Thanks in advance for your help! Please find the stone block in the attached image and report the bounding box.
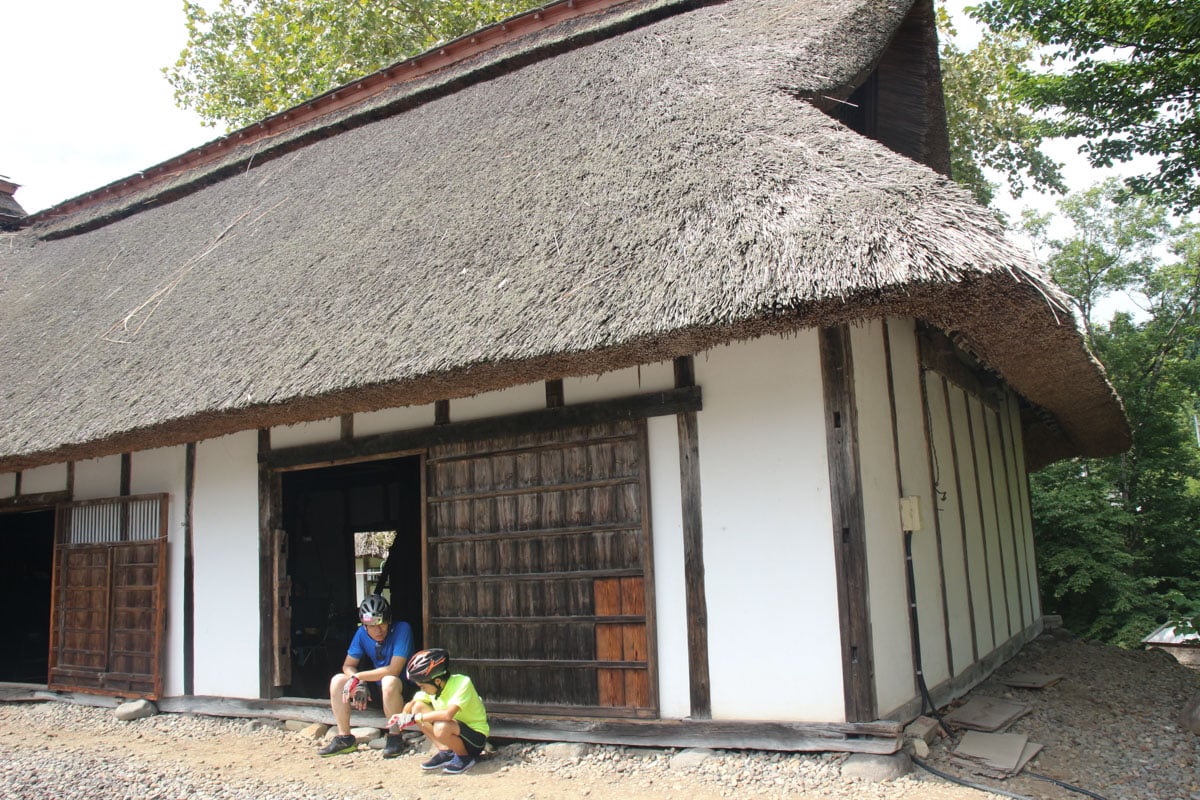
[114,699,158,721]
[904,715,940,744]
[840,752,913,782]
[669,748,716,770]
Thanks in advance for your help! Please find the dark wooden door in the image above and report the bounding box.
[426,419,656,717]
[48,494,169,698]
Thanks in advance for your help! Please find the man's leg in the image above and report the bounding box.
[329,673,354,735]
[318,673,360,756]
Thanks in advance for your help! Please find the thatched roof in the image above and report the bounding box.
[0,0,1128,473]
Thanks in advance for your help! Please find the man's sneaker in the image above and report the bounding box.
[382,733,404,759]
[421,750,455,770]
[318,734,358,757]
[442,754,477,774]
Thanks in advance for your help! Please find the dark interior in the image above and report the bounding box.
[0,508,55,683]
[279,456,423,698]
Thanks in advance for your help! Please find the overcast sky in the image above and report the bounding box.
[0,0,1114,220]
[1,2,214,214]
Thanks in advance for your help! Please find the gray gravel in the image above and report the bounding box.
[2,633,1197,800]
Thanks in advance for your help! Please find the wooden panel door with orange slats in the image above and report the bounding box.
[48,494,169,699]
[426,419,657,717]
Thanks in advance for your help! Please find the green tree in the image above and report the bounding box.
[166,0,530,129]
[973,0,1200,214]
[1026,182,1200,646]
[936,8,1064,207]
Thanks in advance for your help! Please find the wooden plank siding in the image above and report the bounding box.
[425,419,657,717]
[48,493,169,699]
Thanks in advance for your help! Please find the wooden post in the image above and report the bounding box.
[674,355,711,719]
[819,326,877,722]
[184,442,196,695]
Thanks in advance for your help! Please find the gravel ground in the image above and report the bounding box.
[1,632,1197,800]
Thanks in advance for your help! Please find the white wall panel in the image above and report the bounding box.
[647,415,690,718]
[271,418,340,449]
[924,373,976,675]
[968,396,1012,643]
[0,473,14,498]
[1005,393,1041,621]
[130,446,189,696]
[73,455,122,500]
[452,383,544,421]
[947,386,996,653]
[849,321,912,715]
[193,431,261,698]
[985,407,1024,630]
[886,318,950,687]
[354,404,434,437]
[564,362,674,404]
[21,463,68,494]
[695,333,843,722]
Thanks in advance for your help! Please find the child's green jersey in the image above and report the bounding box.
[415,673,489,736]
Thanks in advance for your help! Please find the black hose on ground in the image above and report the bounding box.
[912,756,1036,800]
[903,533,1111,800]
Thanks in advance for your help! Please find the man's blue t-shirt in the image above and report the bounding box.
[347,620,414,672]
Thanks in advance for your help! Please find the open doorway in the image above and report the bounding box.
[0,508,55,683]
[279,456,423,698]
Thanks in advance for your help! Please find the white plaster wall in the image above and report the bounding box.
[0,472,16,498]
[947,386,996,654]
[695,332,844,722]
[886,319,950,687]
[848,321,913,715]
[968,396,1012,643]
[1005,393,1041,622]
[21,463,68,494]
[999,394,1035,629]
[73,455,122,500]
[985,409,1023,631]
[130,446,189,697]
[564,362,675,403]
[453,383,544,421]
[646,415,690,719]
[355,404,435,437]
[923,372,975,676]
[271,418,341,449]
[193,431,261,698]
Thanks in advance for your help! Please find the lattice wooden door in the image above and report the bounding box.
[48,494,169,698]
[426,419,656,717]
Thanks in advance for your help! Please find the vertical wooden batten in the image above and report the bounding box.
[674,355,711,719]
[257,428,273,697]
[880,322,919,699]
[120,454,132,496]
[819,326,876,722]
[184,442,196,695]
[546,379,565,409]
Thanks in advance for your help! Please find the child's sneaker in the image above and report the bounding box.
[442,754,477,774]
[421,750,455,770]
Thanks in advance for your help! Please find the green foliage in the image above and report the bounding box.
[1026,183,1200,646]
[936,8,1064,207]
[974,0,1200,214]
[165,0,530,129]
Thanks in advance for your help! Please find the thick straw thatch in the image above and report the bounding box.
[0,0,1127,473]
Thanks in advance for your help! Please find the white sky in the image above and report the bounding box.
[1,2,215,214]
[0,0,1130,222]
